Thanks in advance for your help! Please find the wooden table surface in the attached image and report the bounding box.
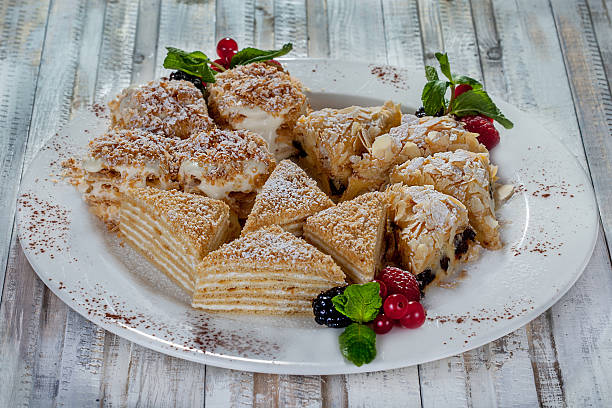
[1,0,611,406]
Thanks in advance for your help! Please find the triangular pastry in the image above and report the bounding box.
[385,184,477,290]
[390,149,500,249]
[193,225,346,314]
[345,115,487,199]
[303,192,388,284]
[120,187,239,293]
[242,159,334,236]
[294,102,401,195]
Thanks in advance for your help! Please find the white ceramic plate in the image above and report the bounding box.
[17,59,598,375]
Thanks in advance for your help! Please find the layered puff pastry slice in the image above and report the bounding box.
[63,128,180,229]
[385,184,478,289]
[390,149,501,249]
[176,128,276,218]
[192,225,346,314]
[303,192,388,284]
[242,159,334,236]
[345,115,487,200]
[294,102,402,197]
[109,79,214,139]
[207,62,310,160]
[120,187,239,293]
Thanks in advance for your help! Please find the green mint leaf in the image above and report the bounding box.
[230,43,293,68]
[453,75,483,90]
[421,80,450,116]
[425,65,439,81]
[435,52,453,82]
[332,282,382,323]
[451,89,514,129]
[163,47,217,83]
[338,323,377,366]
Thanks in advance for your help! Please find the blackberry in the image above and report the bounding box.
[415,106,444,117]
[169,70,205,93]
[312,286,351,328]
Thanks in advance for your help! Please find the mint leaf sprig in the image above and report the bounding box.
[163,43,293,84]
[422,52,513,129]
[331,282,382,366]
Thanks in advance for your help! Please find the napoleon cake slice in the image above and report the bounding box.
[64,128,179,229]
[294,102,402,196]
[120,187,239,293]
[242,159,334,236]
[207,62,310,160]
[303,192,388,284]
[108,78,214,139]
[390,149,501,249]
[346,115,487,199]
[385,184,477,290]
[177,128,276,218]
[193,225,345,314]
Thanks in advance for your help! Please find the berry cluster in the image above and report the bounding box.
[371,266,426,334]
[312,286,352,328]
[214,37,238,71]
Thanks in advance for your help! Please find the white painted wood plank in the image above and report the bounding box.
[346,368,421,408]
[216,0,255,46]
[256,0,275,49]
[381,0,423,71]
[274,0,308,56]
[548,226,612,406]
[205,366,254,408]
[306,0,329,58]
[327,0,388,63]
[156,0,216,78]
[419,356,470,407]
[99,335,132,406]
[132,0,161,85]
[0,0,51,299]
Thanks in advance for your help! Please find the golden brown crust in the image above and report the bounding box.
[390,149,501,249]
[242,159,334,235]
[108,79,214,139]
[303,192,388,283]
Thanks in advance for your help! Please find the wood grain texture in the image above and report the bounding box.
[0,0,51,299]
[306,0,329,57]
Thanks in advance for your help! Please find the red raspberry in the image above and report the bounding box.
[461,115,500,150]
[378,266,420,302]
[454,84,472,98]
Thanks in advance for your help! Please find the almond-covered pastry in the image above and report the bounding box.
[176,128,276,218]
[193,225,346,314]
[243,159,334,236]
[345,115,487,200]
[109,79,214,139]
[385,184,477,288]
[207,63,310,160]
[64,128,180,228]
[294,102,401,196]
[120,187,239,293]
[390,149,501,249]
[304,192,388,284]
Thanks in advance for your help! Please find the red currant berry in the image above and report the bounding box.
[399,301,426,329]
[372,314,393,334]
[212,58,229,72]
[268,59,281,66]
[454,84,472,98]
[373,279,387,298]
[383,293,410,320]
[461,115,500,150]
[216,37,238,60]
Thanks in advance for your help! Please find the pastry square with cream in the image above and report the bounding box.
[64,128,179,228]
[303,192,388,284]
[294,101,401,196]
[109,79,215,139]
[207,62,310,160]
[390,149,501,249]
[120,187,239,293]
[176,128,276,218]
[346,115,487,199]
[385,184,477,288]
[192,225,346,314]
[242,159,334,236]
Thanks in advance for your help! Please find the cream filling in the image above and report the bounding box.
[191,302,310,312]
[83,157,164,181]
[226,105,288,154]
[179,159,268,200]
[195,269,333,289]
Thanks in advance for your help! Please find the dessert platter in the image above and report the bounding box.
[16,40,598,374]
